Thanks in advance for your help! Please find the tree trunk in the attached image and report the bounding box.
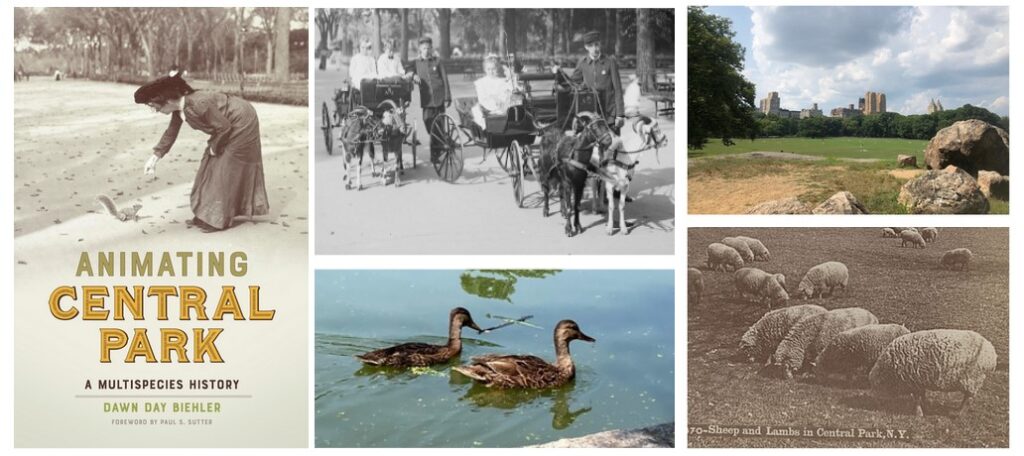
[636,8,655,93]
[563,10,573,54]
[274,7,290,81]
[234,8,244,74]
[400,9,409,62]
[498,10,506,56]
[604,10,614,54]
[438,9,451,59]
[373,9,382,56]
[547,9,556,57]
[614,10,623,56]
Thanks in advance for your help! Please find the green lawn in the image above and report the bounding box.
[690,137,929,161]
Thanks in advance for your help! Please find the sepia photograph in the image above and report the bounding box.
[314,8,675,254]
[315,270,674,447]
[687,228,1007,447]
[688,6,1009,214]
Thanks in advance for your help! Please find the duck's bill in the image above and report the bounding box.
[468,321,484,333]
[579,332,596,343]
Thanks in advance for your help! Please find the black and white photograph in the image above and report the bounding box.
[687,228,1008,448]
[314,8,675,254]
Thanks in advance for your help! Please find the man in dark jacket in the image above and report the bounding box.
[571,30,624,133]
[407,37,451,163]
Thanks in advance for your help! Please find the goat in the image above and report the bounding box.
[340,107,377,190]
[595,116,666,235]
[538,112,616,237]
[377,99,412,187]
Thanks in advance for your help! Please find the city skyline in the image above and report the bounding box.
[707,6,1009,116]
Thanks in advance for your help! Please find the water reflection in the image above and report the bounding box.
[458,380,592,430]
[459,270,561,302]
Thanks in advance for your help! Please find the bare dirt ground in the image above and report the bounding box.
[687,228,1008,448]
[13,79,307,260]
[314,69,675,255]
[687,174,808,214]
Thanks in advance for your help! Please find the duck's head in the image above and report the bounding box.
[555,320,596,344]
[450,307,483,333]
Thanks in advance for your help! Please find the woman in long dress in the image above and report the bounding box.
[472,54,513,129]
[135,72,269,232]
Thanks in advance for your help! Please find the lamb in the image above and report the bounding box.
[688,268,704,305]
[900,230,927,249]
[796,261,849,299]
[881,228,897,238]
[739,304,826,364]
[869,329,996,416]
[735,236,770,261]
[722,237,756,262]
[706,243,744,272]
[940,248,974,271]
[920,227,938,243]
[813,324,910,382]
[770,307,878,379]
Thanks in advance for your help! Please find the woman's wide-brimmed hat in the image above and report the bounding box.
[134,71,193,104]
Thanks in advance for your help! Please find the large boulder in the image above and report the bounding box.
[978,170,1010,200]
[897,155,917,168]
[898,165,990,214]
[813,191,869,214]
[924,119,1009,176]
[745,197,812,215]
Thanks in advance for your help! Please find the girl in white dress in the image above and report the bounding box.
[472,55,513,129]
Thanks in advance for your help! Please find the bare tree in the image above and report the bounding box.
[274,7,290,80]
[315,9,340,70]
[400,9,409,61]
[636,8,655,93]
[437,8,451,59]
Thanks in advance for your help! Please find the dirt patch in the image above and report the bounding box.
[888,168,925,180]
[689,173,809,214]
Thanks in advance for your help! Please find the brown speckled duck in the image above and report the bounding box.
[454,320,595,388]
[356,307,483,367]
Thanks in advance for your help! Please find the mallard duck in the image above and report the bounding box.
[355,307,482,367]
[454,320,595,388]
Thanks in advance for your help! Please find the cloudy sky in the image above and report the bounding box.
[707,6,1009,116]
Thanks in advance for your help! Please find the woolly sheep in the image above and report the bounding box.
[940,248,974,271]
[688,268,704,304]
[900,230,926,249]
[722,237,755,262]
[739,304,826,364]
[796,261,849,299]
[869,329,996,416]
[771,307,878,379]
[881,228,897,238]
[733,268,789,308]
[735,236,770,261]
[706,243,744,272]
[920,227,938,243]
[813,324,910,382]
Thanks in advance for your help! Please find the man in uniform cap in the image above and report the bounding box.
[406,36,451,164]
[571,30,624,132]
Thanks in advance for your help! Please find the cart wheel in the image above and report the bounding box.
[496,146,513,173]
[522,143,539,177]
[321,102,334,155]
[430,115,464,183]
[510,141,525,207]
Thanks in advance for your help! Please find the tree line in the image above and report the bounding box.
[14,7,306,81]
[316,9,674,92]
[757,106,1009,140]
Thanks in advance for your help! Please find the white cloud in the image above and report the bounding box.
[746,6,1009,115]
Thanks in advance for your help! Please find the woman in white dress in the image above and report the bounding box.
[472,54,513,129]
[348,38,378,89]
[376,39,405,79]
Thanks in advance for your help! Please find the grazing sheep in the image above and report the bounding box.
[739,304,827,364]
[900,230,927,249]
[869,329,996,416]
[814,324,910,382]
[796,261,849,299]
[688,268,705,305]
[722,237,755,262]
[881,228,897,238]
[735,236,770,261]
[941,248,974,271]
[706,243,744,272]
[921,227,938,243]
[733,268,789,309]
[771,307,878,379]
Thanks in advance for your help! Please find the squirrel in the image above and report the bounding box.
[96,195,142,222]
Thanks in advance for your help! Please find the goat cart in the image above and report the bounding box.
[433,71,601,207]
[321,78,426,186]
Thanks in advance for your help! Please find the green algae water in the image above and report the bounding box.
[314,270,674,447]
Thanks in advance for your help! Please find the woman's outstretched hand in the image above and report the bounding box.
[143,154,160,175]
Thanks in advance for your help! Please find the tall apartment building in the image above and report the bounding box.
[863,91,887,115]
